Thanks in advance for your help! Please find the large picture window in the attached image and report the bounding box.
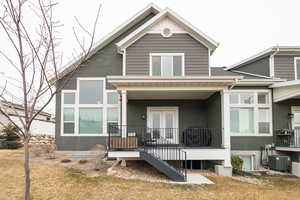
[61,78,120,136]
[150,53,184,76]
[230,91,272,135]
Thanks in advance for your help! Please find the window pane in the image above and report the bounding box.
[107,92,119,104]
[79,80,103,104]
[152,56,161,76]
[230,93,239,104]
[63,108,74,121]
[162,56,173,76]
[258,93,269,104]
[79,108,102,134]
[64,93,75,104]
[152,112,160,128]
[64,122,74,134]
[240,93,254,104]
[240,156,252,171]
[173,56,182,76]
[107,108,119,122]
[259,108,270,133]
[295,112,300,127]
[230,108,254,134]
[165,112,174,139]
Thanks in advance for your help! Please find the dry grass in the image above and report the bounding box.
[1,150,300,200]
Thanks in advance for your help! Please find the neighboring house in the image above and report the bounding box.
[54,3,300,181]
[0,101,55,135]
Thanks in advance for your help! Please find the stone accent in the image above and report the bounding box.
[29,135,55,146]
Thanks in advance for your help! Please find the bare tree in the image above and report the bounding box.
[0,0,101,199]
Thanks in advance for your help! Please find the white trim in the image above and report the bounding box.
[149,53,185,76]
[116,8,219,53]
[221,89,232,167]
[121,90,127,137]
[231,70,271,79]
[294,57,300,80]
[229,89,273,137]
[208,48,211,77]
[122,49,126,76]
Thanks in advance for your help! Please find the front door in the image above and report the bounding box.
[147,107,179,144]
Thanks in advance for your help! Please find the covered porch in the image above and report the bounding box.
[106,76,240,167]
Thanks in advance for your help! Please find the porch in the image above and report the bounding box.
[106,76,238,166]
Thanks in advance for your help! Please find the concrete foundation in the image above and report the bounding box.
[215,165,232,176]
[292,162,300,177]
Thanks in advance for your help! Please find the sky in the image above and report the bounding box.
[1,0,300,114]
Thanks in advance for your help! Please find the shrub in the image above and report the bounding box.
[231,156,244,175]
[0,124,22,149]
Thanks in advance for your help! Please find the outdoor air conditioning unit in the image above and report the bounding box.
[268,155,290,172]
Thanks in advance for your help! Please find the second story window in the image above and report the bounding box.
[150,53,184,76]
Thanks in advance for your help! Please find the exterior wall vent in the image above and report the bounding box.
[162,27,172,38]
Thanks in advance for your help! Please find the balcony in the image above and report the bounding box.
[275,128,300,148]
[108,125,222,150]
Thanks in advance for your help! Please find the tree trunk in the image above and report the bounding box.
[24,138,30,200]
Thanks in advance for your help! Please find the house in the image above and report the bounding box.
[0,101,55,135]
[54,3,300,181]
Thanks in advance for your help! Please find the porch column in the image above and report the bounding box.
[221,89,232,168]
[121,90,127,138]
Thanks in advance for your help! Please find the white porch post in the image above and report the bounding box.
[221,89,232,168]
[121,90,127,138]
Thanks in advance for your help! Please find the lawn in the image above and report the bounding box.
[1,150,300,200]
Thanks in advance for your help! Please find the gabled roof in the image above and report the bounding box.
[51,3,161,82]
[226,46,300,70]
[116,8,219,54]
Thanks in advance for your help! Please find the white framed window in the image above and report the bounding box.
[294,57,300,80]
[229,90,272,136]
[149,53,184,76]
[61,78,120,136]
[239,155,254,171]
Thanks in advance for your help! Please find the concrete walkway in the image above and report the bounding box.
[171,173,214,185]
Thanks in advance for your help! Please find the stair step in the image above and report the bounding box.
[140,151,185,182]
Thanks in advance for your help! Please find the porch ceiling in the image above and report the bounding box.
[107,76,242,90]
[127,90,215,100]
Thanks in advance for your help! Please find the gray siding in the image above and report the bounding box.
[55,13,156,150]
[233,56,270,77]
[231,137,273,150]
[274,55,296,80]
[126,33,209,76]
